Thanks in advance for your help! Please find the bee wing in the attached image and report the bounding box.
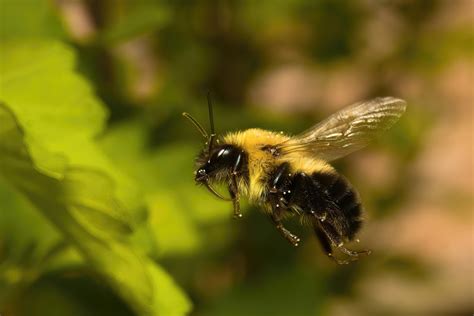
[279,97,407,161]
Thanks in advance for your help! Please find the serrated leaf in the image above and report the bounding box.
[64,168,134,240]
[0,103,191,315]
[0,40,140,211]
[0,38,192,315]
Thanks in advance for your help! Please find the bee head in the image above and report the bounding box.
[183,92,235,200]
[195,144,241,183]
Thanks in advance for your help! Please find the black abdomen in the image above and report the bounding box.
[310,172,362,240]
[267,163,363,241]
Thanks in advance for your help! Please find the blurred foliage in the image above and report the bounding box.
[0,42,189,316]
[0,0,472,315]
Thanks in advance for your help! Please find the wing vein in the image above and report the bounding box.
[278,97,406,161]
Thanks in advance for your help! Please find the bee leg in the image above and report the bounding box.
[316,220,363,264]
[270,208,300,247]
[314,225,346,264]
[229,173,242,219]
[337,245,371,257]
[266,163,300,245]
[314,224,352,265]
[321,219,371,257]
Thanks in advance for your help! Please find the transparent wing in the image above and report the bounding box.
[278,97,407,161]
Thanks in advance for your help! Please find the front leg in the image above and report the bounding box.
[228,173,242,219]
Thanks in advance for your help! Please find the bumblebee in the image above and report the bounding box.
[183,95,406,264]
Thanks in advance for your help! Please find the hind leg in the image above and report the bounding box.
[314,226,349,264]
[338,244,371,257]
[314,222,354,264]
[316,220,370,263]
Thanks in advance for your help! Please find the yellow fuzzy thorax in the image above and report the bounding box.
[224,128,334,203]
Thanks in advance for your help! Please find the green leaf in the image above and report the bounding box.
[0,41,104,174]
[0,39,191,315]
[0,40,140,211]
[0,101,191,316]
[0,176,82,308]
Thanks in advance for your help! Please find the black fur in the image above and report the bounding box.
[266,163,364,258]
[312,172,363,240]
[195,148,367,263]
[267,163,362,239]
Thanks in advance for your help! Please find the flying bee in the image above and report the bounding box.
[183,94,406,264]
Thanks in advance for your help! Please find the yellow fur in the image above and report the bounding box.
[224,128,335,204]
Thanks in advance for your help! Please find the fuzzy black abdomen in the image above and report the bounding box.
[267,163,363,241]
[310,172,363,240]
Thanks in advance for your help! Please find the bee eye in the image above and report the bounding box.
[198,169,206,175]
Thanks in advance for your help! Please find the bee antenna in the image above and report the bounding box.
[182,112,209,139]
[207,91,217,152]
